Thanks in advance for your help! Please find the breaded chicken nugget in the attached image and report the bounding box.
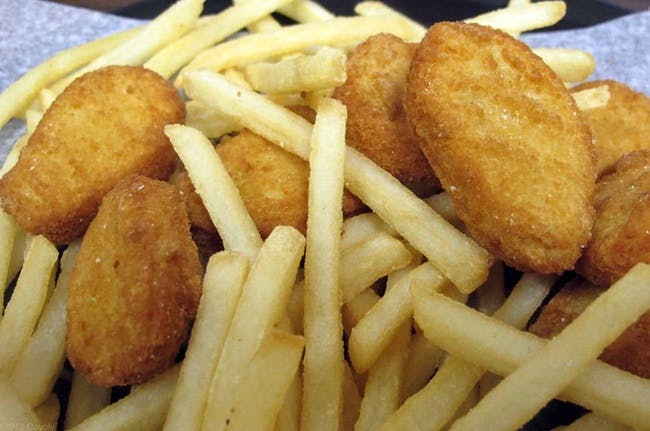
[576,150,650,286]
[178,129,364,238]
[530,277,650,378]
[405,22,595,274]
[333,33,439,195]
[0,66,185,244]
[67,175,202,387]
[570,80,650,177]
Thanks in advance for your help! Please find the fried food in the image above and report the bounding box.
[333,33,439,195]
[570,79,650,177]
[576,149,650,286]
[66,175,202,387]
[405,22,595,274]
[0,65,185,244]
[530,277,650,378]
[178,129,364,238]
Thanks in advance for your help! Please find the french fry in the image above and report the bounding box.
[0,235,58,374]
[278,0,334,23]
[342,288,380,336]
[165,124,263,263]
[424,191,462,228]
[25,109,42,135]
[9,241,80,407]
[274,365,302,431]
[447,264,650,431]
[465,1,567,35]
[225,330,304,431]
[411,272,650,430]
[341,361,362,431]
[65,371,112,429]
[353,1,426,41]
[0,212,18,306]
[533,47,596,83]
[35,392,60,429]
[144,0,292,79]
[348,262,448,373]
[243,47,347,94]
[301,98,347,431]
[572,84,611,111]
[340,212,398,251]
[163,251,248,431]
[340,233,413,304]
[69,365,180,431]
[558,413,631,431]
[202,226,305,431]
[401,331,445,399]
[0,374,41,428]
[182,70,493,293]
[185,100,242,139]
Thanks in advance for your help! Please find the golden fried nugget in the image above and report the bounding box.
[0,66,185,244]
[570,80,650,176]
[530,277,650,378]
[179,129,364,238]
[67,175,202,387]
[333,33,439,195]
[576,150,650,286]
[405,22,595,274]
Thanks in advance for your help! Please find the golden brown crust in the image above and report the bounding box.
[333,33,439,195]
[576,150,650,286]
[66,175,202,387]
[530,277,650,378]
[0,66,185,244]
[405,22,595,274]
[570,79,650,177]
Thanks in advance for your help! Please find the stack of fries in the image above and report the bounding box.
[0,1,648,431]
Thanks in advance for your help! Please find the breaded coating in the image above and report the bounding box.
[405,22,595,274]
[570,80,650,176]
[530,277,650,378]
[0,66,185,244]
[67,175,202,387]
[333,33,439,195]
[576,150,650,286]
[179,129,364,238]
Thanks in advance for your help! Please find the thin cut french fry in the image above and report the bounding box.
[34,392,60,429]
[0,374,41,428]
[342,288,380,337]
[401,331,445,399]
[65,371,112,429]
[447,264,650,431]
[301,98,347,431]
[165,124,263,263]
[558,413,631,431]
[573,85,611,111]
[464,1,566,35]
[185,100,242,139]
[274,363,303,431]
[354,1,426,41]
[341,361,362,431]
[183,70,492,293]
[340,212,398,251]
[533,48,596,83]
[278,0,334,23]
[163,251,248,431]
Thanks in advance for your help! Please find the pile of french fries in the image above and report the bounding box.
[0,0,648,430]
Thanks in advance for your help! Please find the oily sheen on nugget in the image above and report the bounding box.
[0,65,184,244]
[67,175,202,387]
[405,22,595,274]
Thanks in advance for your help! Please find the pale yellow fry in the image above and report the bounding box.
[274,365,302,431]
[353,1,426,41]
[348,262,448,373]
[34,392,60,429]
[178,15,425,85]
[411,281,650,430]
[0,26,141,129]
[465,1,566,35]
[165,124,263,263]
[573,85,611,111]
[0,211,18,307]
[10,242,80,407]
[243,47,347,94]
[5,225,28,302]
[65,371,112,429]
[402,331,445,399]
[183,70,493,293]
[508,0,531,6]
[301,98,347,431]
[559,413,631,431]
[25,109,42,135]
[475,260,505,316]
[202,226,305,431]
[342,288,380,336]
[163,251,248,431]
[0,135,29,178]
[533,47,596,83]
[341,362,362,431]
[38,88,57,112]
[340,212,398,251]
[226,330,304,431]
[285,279,305,335]
[381,273,554,431]
[144,0,292,78]
[0,235,58,374]
[51,0,202,94]
[448,264,650,431]
[278,0,334,23]
[0,374,41,427]
[69,365,179,431]
[340,233,413,304]
[185,100,242,139]
[424,191,462,229]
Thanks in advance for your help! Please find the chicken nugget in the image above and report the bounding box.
[576,149,650,286]
[66,175,202,387]
[530,277,650,378]
[405,22,595,274]
[570,79,650,177]
[0,65,185,244]
[333,33,439,195]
